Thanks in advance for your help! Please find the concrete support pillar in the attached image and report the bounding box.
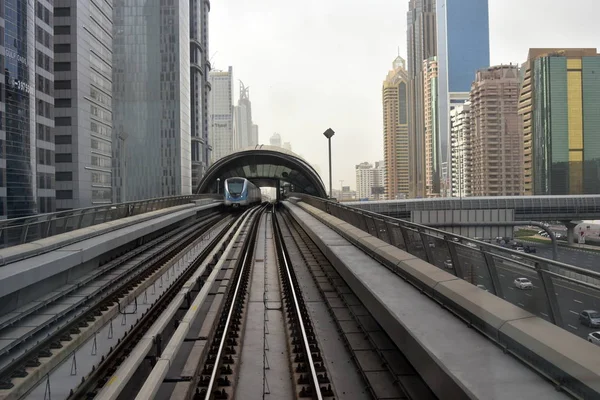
[276,180,281,201]
[563,221,578,244]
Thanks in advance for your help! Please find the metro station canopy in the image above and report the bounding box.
[196,145,327,197]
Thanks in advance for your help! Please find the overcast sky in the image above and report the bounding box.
[210,0,599,192]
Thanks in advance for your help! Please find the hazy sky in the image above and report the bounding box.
[210,0,599,192]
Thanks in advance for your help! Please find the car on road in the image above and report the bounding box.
[588,331,600,346]
[443,259,453,269]
[524,245,536,254]
[516,247,525,252]
[579,310,600,328]
[514,277,533,290]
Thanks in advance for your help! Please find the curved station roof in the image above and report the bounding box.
[196,145,327,197]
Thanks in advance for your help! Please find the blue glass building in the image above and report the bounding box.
[437,0,490,181]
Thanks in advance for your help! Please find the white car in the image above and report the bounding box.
[443,260,453,269]
[514,277,533,290]
[516,247,525,253]
[588,332,600,346]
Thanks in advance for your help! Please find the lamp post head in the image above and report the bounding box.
[323,128,335,139]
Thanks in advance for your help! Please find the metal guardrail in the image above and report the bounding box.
[0,194,220,249]
[289,193,600,335]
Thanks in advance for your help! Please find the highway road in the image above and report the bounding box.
[522,241,600,273]
[427,242,600,341]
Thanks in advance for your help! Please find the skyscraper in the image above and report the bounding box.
[190,0,211,188]
[450,102,472,197]
[407,0,437,198]
[519,48,600,195]
[423,56,441,197]
[270,133,282,147]
[251,124,259,146]
[437,0,490,183]
[53,1,113,211]
[208,67,234,163]
[234,81,257,149]
[382,56,410,200]
[113,0,191,202]
[470,65,522,196]
[1,0,55,219]
[356,161,385,200]
[35,2,56,215]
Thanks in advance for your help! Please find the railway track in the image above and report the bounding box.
[277,208,437,400]
[0,210,229,399]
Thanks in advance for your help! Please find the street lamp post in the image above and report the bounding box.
[323,128,335,199]
[216,178,221,194]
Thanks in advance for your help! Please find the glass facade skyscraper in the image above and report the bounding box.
[520,49,600,195]
[113,0,192,202]
[1,0,55,219]
[437,0,490,186]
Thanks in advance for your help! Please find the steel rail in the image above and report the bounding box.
[273,208,323,400]
[202,206,265,399]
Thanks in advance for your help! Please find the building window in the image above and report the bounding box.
[56,171,73,181]
[54,7,70,17]
[55,80,71,90]
[55,117,72,126]
[55,98,72,108]
[55,135,72,144]
[54,25,70,35]
[55,153,72,163]
[54,43,71,53]
[54,62,71,71]
[56,190,73,200]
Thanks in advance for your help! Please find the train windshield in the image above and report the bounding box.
[227,179,245,195]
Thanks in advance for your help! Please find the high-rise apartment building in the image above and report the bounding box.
[251,124,258,146]
[519,48,600,195]
[35,1,56,215]
[382,56,410,200]
[208,67,234,163]
[190,0,211,189]
[1,1,55,219]
[53,0,113,211]
[113,0,192,202]
[270,133,282,147]
[470,65,522,196]
[407,0,437,198]
[437,0,490,169]
[356,161,385,200]
[234,82,257,149]
[423,57,441,197]
[450,102,472,197]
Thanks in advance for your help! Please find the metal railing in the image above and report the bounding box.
[0,194,221,249]
[289,194,600,337]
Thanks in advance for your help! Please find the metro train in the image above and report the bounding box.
[224,177,262,207]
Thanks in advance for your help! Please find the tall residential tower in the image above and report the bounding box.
[190,0,211,188]
[382,56,410,200]
[407,0,437,198]
[208,67,234,163]
[53,0,113,210]
[470,65,522,196]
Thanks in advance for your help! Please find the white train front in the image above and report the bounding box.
[224,177,262,207]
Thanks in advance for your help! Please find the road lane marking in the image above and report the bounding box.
[500,274,505,277]
[518,302,525,307]
[508,287,514,290]
[525,293,532,297]
[568,324,579,330]
[574,299,583,304]
[478,275,484,279]
[541,312,549,317]
[570,310,579,315]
